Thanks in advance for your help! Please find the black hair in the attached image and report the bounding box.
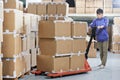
[96,8,103,14]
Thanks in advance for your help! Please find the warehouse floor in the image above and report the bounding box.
[19,52,120,80]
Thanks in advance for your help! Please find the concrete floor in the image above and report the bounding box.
[19,52,120,80]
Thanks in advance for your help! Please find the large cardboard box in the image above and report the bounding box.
[73,39,86,53]
[3,57,22,78]
[31,48,37,67]
[0,0,3,20]
[112,43,120,52]
[88,49,97,58]
[113,8,120,13]
[0,20,3,42]
[112,35,120,43]
[86,0,95,8]
[86,8,95,14]
[39,20,71,38]
[70,54,85,71]
[39,38,72,56]
[72,22,87,38]
[2,34,22,58]
[95,0,103,8]
[3,0,19,9]
[37,3,47,16]
[76,8,85,14]
[37,55,70,73]
[56,3,69,16]
[69,7,76,14]
[4,9,23,33]
[104,8,113,14]
[47,3,57,16]
[104,0,112,8]
[0,61,2,80]
[27,3,37,14]
[75,0,85,8]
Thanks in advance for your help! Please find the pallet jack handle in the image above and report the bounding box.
[85,27,97,59]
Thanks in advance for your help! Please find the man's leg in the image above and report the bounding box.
[102,41,108,66]
[98,42,103,62]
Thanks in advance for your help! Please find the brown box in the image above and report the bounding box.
[113,8,120,13]
[76,8,85,14]
[19,1,23,11]
[37,55,70,73]
[31,48,37,67]
[0,61,2,80]
[56,3,69,16]
[39,38,72,56]
[75,0,85,8]
[3,57,22,78]
[104,0,112,8]
[47,3,57,16]
[104,8,113,14]
[70,54,85,71]
[88,49,97,58]
[72,22,87,38]
[3,0,19,9]
[0,0,3,20]
[42,0,52,2]
[39,20,71,38]
[112,35,120,43]
[73,39,86,53]
[86,8,95,14]
[86,0,95,8]
[112,43,120,52]
[27,3,37,14]
[95,0,103,8]
[69,7,76,14]
[0,20,3,42]
[2,34,22,58]
[37,3,47,16]
[4,9,23,33]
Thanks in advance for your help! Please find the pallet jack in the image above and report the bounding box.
[31,27,97,78]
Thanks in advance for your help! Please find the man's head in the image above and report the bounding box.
[96,8,103,19]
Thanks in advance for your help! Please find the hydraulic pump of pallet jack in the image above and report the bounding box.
[85,27,97,59]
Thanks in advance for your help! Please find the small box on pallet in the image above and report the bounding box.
[39,38,72,56]
[37,55,70,73]
[69,7,76,14]
[4,9,23,33]
[70,54,85,71]
[27,3,37,14]
[39,20,71,38]
[47,3,57,16]
[2,34,22,58]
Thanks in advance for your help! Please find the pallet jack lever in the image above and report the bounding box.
[85,27,97,59]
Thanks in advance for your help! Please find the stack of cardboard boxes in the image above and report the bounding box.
[27,2,68,20]
[112,0,120,13]
[37,20,88,72]
[0,0,3,80]
[1,0,32,79]
[112,17,120,53]
[104,0,112,13]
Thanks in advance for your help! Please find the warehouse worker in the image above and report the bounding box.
[89,8,109,69]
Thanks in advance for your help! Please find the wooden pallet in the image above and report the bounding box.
[3,71,30,80]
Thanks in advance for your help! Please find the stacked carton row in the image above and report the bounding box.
[1,0,39,79]
[0,0,3,80]
[37,20,88,73]
[112,17,120,53]
[27,2,68,20]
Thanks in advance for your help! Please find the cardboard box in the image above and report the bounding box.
[27,3,37,14]
[0,61,2,80]
[69,7,76,14]
[113,17,120,25]
[0,20,3,42]
[39,20,71,38]
[19,1,23,11]
[112,43,120,52]
[3,57,22,78]
[2,34,22,58]
[112,35,120,43]
[95,0,103,8]
[76,8,85,14]
[104,0,112,8]
[113,8,120,13]
[3,0,19,9]
[47,3,57,16]
[72,22,87,38]
[42,0,52,2]
[88,49,97,58]
[73,39,86,53]
[37,3,47,16]
[37,55,70,73]
[104,8,113,13]
[53,0,65,2]
[21,37,27,51]
[4,9,23,33]
[0,0,3,20]
[86,8,95,14]
[75,0,85,8]
[86,0,95,8]
[56,3,69,16]
[39,38,72,56]
[70,54,85,71]
[31,48,37,67]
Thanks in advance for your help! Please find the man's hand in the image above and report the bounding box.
[98,26,104,29]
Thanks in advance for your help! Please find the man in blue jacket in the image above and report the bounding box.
[89,8,109,69]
